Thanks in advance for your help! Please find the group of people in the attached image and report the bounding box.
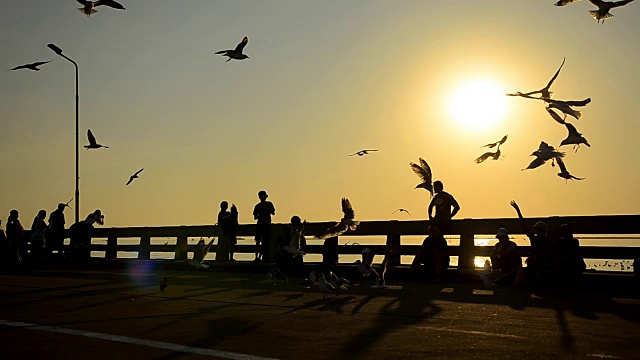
[0,204,105,264]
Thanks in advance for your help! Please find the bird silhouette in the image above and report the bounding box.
[546,107,567,124]
[559,122,591,151]
[9,61,51,71]
[556,157,585,182]
[76,0,126,17]
[555,0,582,5]
[216,36,250,62]
[316,198,359,239]
[482,134,508,149]
[587,0,635,23]
[474,149,502,164]
[507,58,565,100]
[391,208,411,216]
[85,129,109,149]
[300,271,317,288]
[318,273,337,299]
[160,277,168,292]
[515,92,590,120]
[410,158,433,196]
[126,168,144,186]
[329,271,353,295]
[349,149,378,157]
[523,142,565,170]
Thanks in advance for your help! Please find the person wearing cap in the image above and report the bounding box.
[483,227,522,286]
[510,200,553,284]
[428,181,460,235]
[411,225,450,282]
[47,203,67,256]
[253,190,275,262]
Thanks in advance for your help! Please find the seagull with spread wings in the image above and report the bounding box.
[316,198,359,239]
[216,36,250,62]
[560,122,591,151]
[350,149,378,157]
[126,168,144,186]
[523,142,565,170]
[410,158,434,196]
[391,208,411,216]
[9,61,51,72]
[476,135,507,164]
[76,0,126,17]
[507,58,565,100]
[84,129,109,149]
[556,157,585,182]
[515,92,590,120]
[587,0,635,23]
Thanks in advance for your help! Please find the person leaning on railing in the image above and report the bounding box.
[68,210,104,260]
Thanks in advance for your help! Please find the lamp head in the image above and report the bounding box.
[47,43,63,55]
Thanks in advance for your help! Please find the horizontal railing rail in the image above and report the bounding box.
[41,214,640,269]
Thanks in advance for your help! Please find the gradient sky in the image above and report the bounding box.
[2,1,640,227]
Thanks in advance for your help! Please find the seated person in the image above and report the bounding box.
[554,224,586,280]
[510,201,553,284]
[411,225,449,281]
[483,227,522,287]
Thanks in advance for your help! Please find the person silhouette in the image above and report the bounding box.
[47,204,67,256]
[253,190,275,262]
[69,210,104,260]
[428,181,460,234]
[6,210,24,265]
[29,210,47,258]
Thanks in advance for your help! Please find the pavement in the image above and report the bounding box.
[0,263,638,360]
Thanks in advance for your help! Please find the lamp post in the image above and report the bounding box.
[48,43,80,224]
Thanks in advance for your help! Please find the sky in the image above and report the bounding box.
[1,0,640,227]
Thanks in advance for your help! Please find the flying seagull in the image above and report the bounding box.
[350,149,378,157]
[9,61,51,72]
[391,208,411,216]
[215,36,249,62]
[85,129,109,149]
[515,92,591,120]
[523,142,565,170]
[316,198,359,239]
[482,134,508,149]
[559,122,591,151]
[76,0,126,17]
[410,158,433,196]
[546,107,567,124]
[126,168,144,186]
[587,0,635,23]
[556,157,585,182]
[474,149,502,164]
[507,58,565,100]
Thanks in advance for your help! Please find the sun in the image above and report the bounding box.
[449,80,506,131]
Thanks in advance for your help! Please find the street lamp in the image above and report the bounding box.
[48,43,80,224]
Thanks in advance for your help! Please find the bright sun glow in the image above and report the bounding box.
[449,80,506,131]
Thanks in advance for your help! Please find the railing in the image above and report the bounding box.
[73,215,640,269]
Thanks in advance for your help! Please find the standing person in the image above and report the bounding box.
[29,210,47,258]
[69,210,104,260]
[228,204,239,261]
[216,201,230,261]
[6,210,24,265]
[47,203,67,256]
[510,200,553,285]
[6,210,24,264]
[428,181,460,234]
[253,190,275,262]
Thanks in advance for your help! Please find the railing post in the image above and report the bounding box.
[386,233,401,267]
[106,236,117,259]
[458,230,475,270]
[138,235,150,260]
[175,235,188,260]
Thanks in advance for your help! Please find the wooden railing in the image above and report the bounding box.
[76,214,640,269]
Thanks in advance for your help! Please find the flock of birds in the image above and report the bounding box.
[6,1,637,222]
